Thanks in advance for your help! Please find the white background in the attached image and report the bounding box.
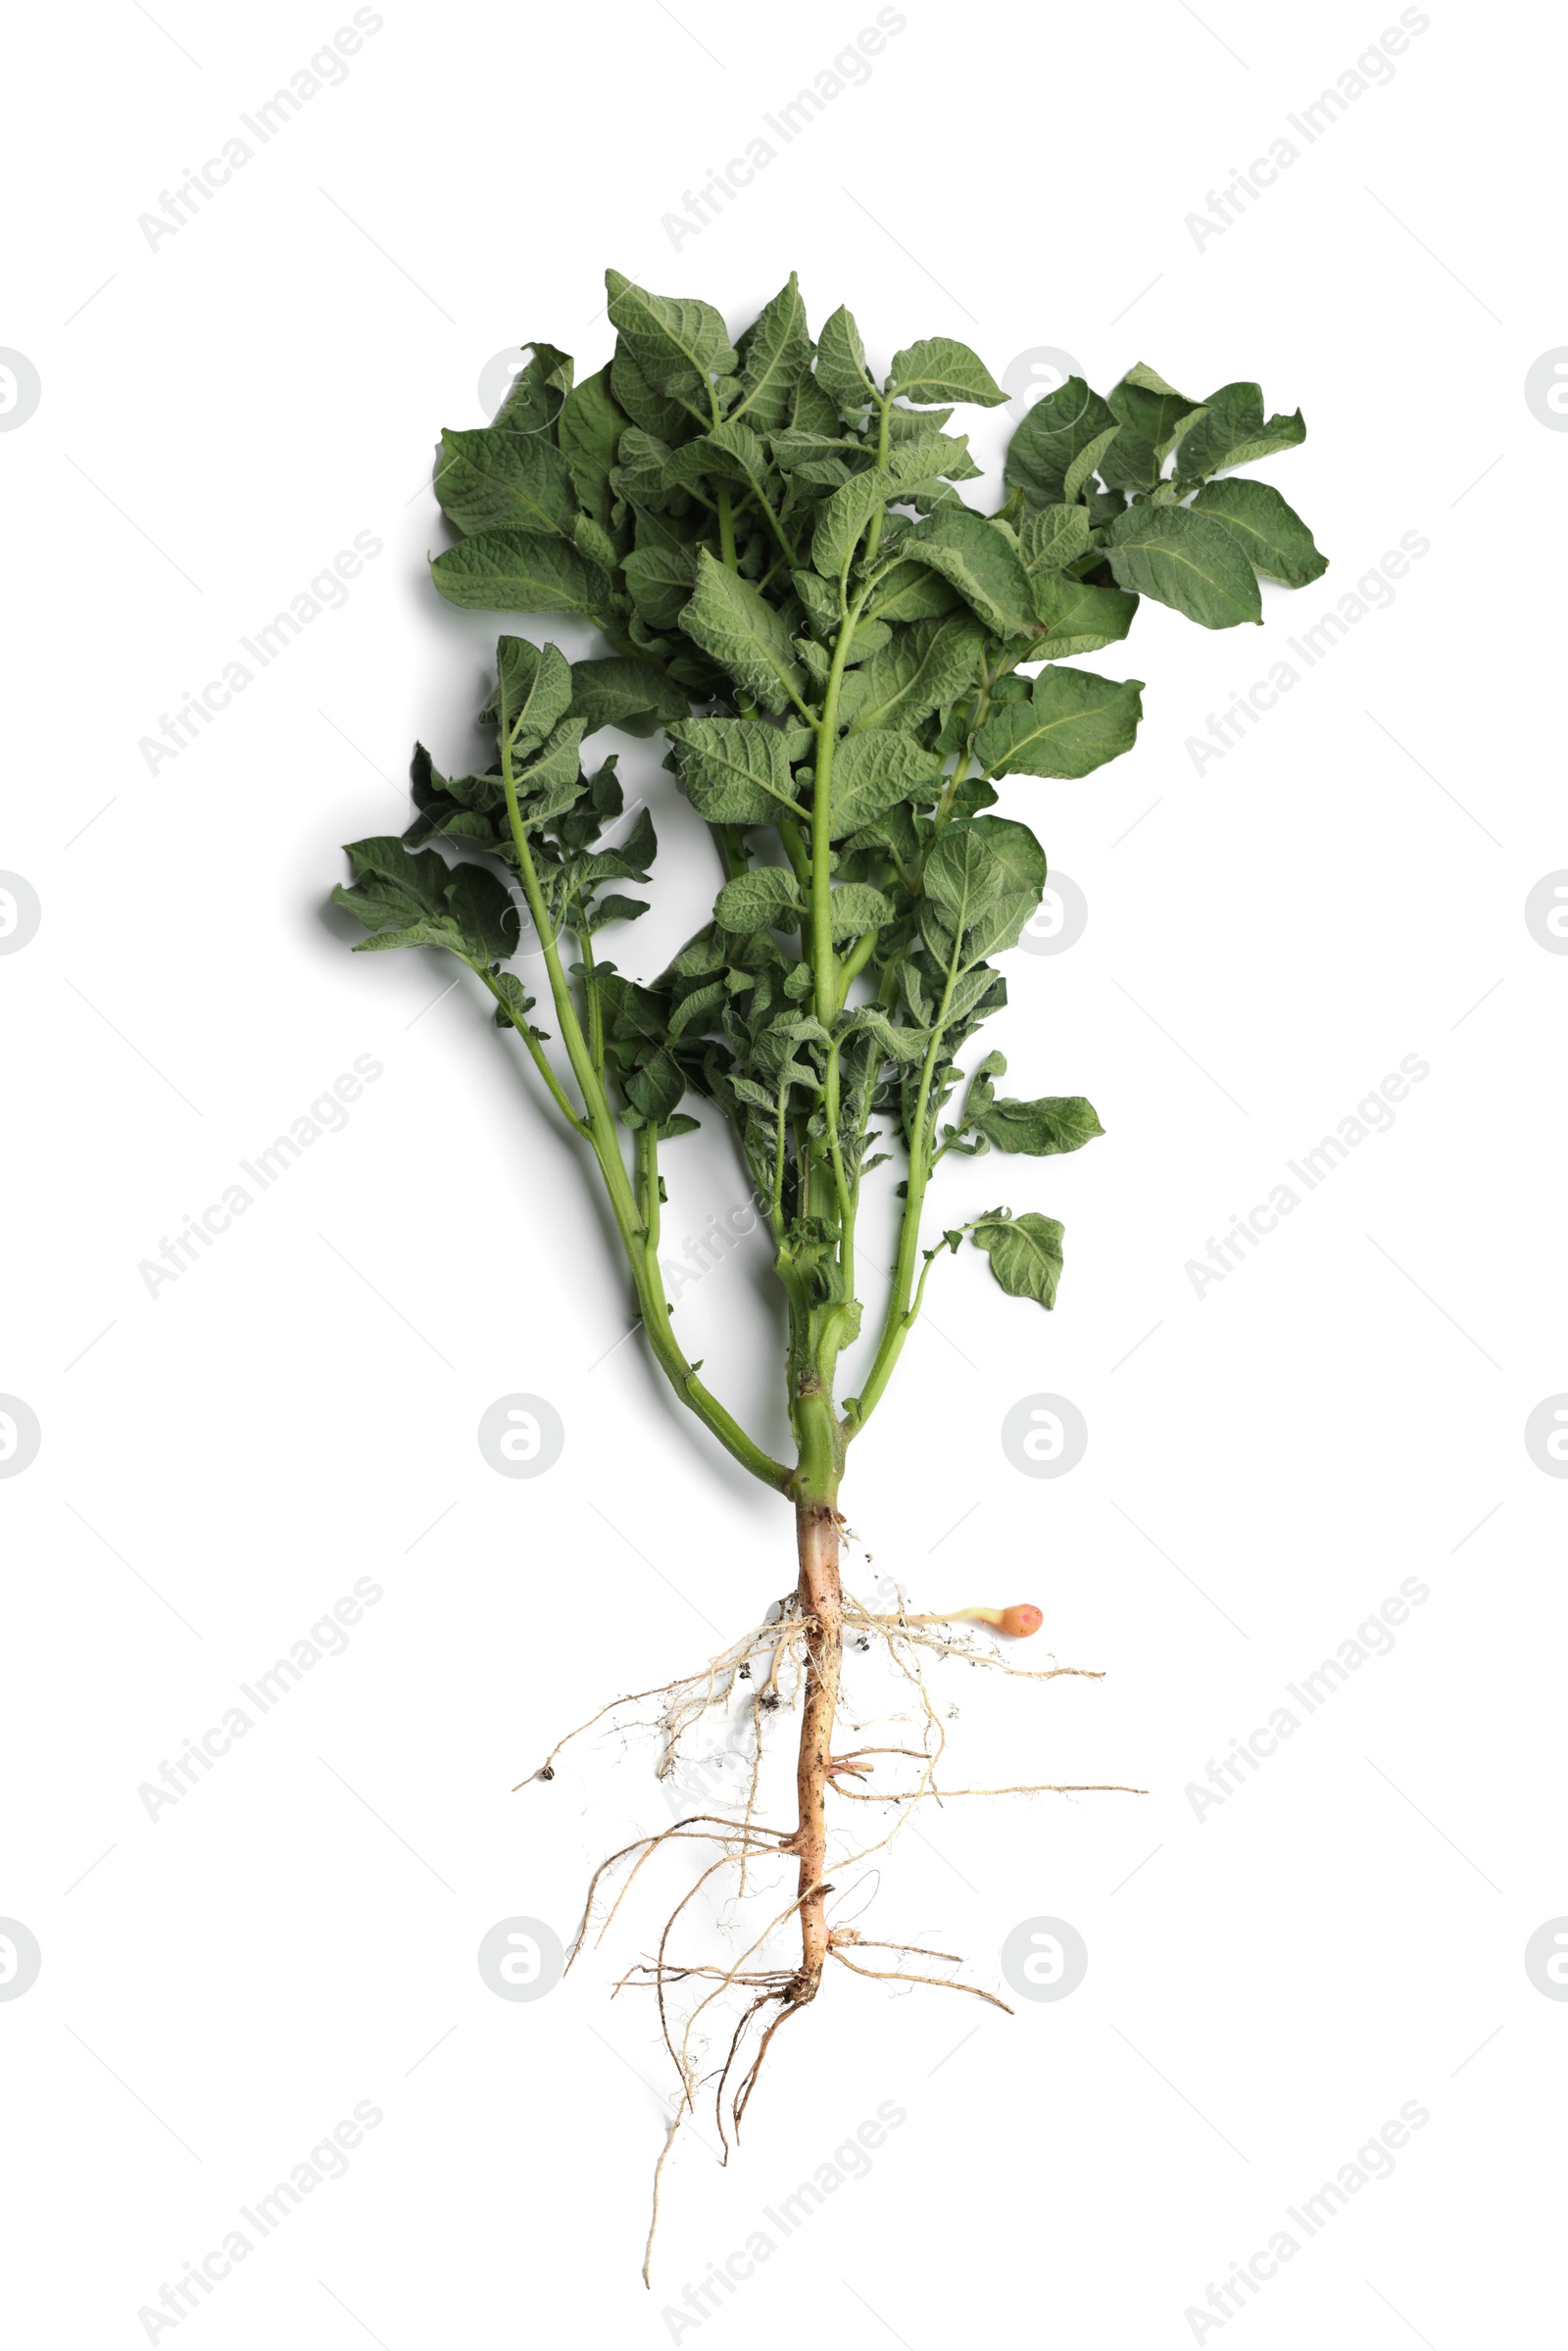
[4,1,1564,2343]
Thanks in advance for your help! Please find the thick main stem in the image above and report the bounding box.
[789,1491,842,2004]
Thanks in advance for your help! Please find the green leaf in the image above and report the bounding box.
[678,550,809,715]
[812,467,899,579]
[489,970,538,1030]
[886,336,1005,408]
[582,804,658,884]
[923,816,1046,968]
[828,882,895,940]
[843,616,893,664]
[584,892,647,931]
[976,1096,1104,1155]
[568,657,689,737]
[1102,506,1262,629]
[434,426,576,540]
[335,834,448,925]
[443,860,519,962]
[839,1008,928,1062]
[667,718,807,823]
[1004,377,1116,506]
[847,614,987,734]
[815,306,877,416]
[1026,574,1140,661]
[1017,504,1094,577]
[971,1210,1065,1308]
[514,714,588,811]
[1177,382,1306,480]
[862,560,962,623]
[787,367,840,439]
[1189,479,1327,588]
[975,667,1143,778]
[771,429,860,472]
[662,417,774,503]
[622,540,699,629]
[1101,367,1204,492]
[490,341,573,435]
[332,837,518,964]
[573,514,618,573]
[579,805,655,885]
[1121,361,1185,394]
[350,918,463,954]
[828,729,945,836]
[431,530,612,618]
[666,978,729,1039]
[714,866,804,933]
[495,638,574,752]
[926,817,1048,963]
[605,269,736,402]
[897,508,1037,637]
[942,816,1047,964]
[924,823,1005,932]
[731,273,812,430]
[556,365,627,524]
[612,426,675,507]
[1061,425,1120,506]
[886,430,975,487]
[610,340,691,441]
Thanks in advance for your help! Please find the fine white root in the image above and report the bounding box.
[522,1563,1142,2277]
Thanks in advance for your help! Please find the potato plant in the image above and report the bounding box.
[329,271,1324,2224]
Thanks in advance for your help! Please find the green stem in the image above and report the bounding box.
[728,480,798,571]
[836,925,880,1007]
[823,1037,856,1298]
[500,748,786,1492]
[844,954,958,1435]
[809,573,882,1024]
[770,1080,790,1239]
[573,924,605,1072]
[861,396,893,563]
[777,817,812,888]
[710,822,746,883]
[475,966,591,1137]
